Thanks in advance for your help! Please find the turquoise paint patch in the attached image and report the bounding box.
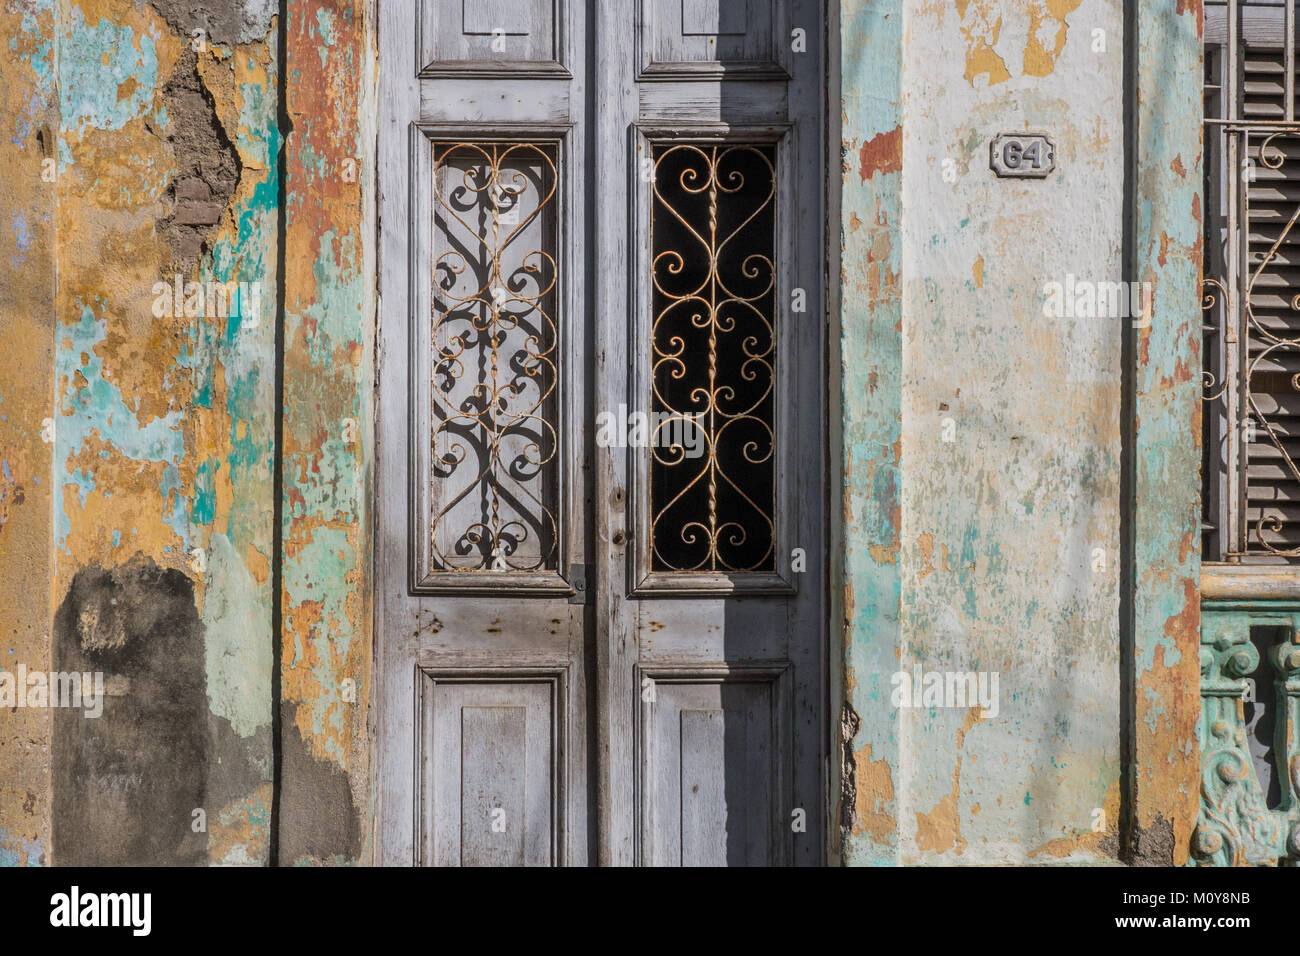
[191,458,217,526]
[315,7,336,68]
[12,210,31,262]
[233,83,273,169]
[284,524,358,764]
[11,4,55,146]
[59,7,159,133]
[841,0,904,867]
[0,829,45,867]
[55,304,185,551]
[158,462,186,541]
[67,467,95,507]
[202,533,272,737]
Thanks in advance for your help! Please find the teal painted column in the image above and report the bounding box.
[1129,0,1202,864]
[837,0,903,865]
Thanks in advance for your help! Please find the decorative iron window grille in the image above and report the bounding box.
[1204,0,1300,562]
[649,143,777,573]
[429,142,560,572]
[1196,1,1300,869]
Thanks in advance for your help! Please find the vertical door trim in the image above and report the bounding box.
[593,0,637,865]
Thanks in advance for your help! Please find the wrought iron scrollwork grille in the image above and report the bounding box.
[429,142,560,572]
[1204,0,1300,562]
[649,143,777,573]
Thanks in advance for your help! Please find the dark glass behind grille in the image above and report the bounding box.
[650,143,777,573]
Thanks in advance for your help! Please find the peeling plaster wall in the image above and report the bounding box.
[1129,0,1202,867]
[0,0,57,869]
[0,0,371,868]
[0,0,373,867]
[837,0,905,864]
[279,0,374,866]
[52,0,280,865]
[2,0,1196,867]
[841,0,1135,864]
[0,0,282,865]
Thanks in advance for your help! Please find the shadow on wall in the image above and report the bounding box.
[52,556,207,865]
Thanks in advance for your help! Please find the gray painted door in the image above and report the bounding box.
[377,0,825,866]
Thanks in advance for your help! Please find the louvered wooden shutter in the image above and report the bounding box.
[1241,46,1300,559]
[1203,7,1300,561]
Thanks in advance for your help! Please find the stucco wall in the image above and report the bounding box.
[0,0,374,866]
[52,0,278,865]
[838,0,1171,864]
[0,0,58,870]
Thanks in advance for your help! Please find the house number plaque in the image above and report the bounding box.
[989,132,1056,179]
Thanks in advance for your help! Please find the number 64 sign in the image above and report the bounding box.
[989,132,1056,179]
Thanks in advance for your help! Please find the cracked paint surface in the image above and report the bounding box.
[2,0,1199,867]
[839,0,904,865]
[279,0,373,866]
[1129,0,1202,866]
[954,0,1085,87]
[841,0,1127,864]
[0,0,374,867]
[0,0,279,865]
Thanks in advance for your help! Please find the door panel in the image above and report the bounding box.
[421,671,563,866]
[595,0,825,866]
[379,0,824,866]
[639,667,788,866]
[377,0,591,867]
[420,0,566,74]
[639,0,789,76]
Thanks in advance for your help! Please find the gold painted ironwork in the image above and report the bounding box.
[650,143,777,573]
[430,142,559,571]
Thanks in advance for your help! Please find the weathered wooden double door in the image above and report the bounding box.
[377,0,826,865]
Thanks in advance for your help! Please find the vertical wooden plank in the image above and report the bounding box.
[836,0,903,865]
[459,706,527,865]
[375,0,421,866]
[594,0,639,866]
[680,709,729,865]
[1129,0,1203,865]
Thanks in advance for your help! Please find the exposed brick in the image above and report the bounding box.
[174,201,225,226]
[174,177,211,202]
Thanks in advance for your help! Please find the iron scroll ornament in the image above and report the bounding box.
[429,142,560,573]
[649,143,777,574]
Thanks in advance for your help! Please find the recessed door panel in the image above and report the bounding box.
[639,669,788,866]
[420,0,564,75]
[421,673,561,866]
[639,0,788,77]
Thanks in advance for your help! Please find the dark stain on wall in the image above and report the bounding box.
[52,556,208,865]
[207,715,271,820]
[153,47,242,264]
[1129,813,1176,866]
[149,0,270,47]
[278,705,360,864]
[838,700,860,841]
